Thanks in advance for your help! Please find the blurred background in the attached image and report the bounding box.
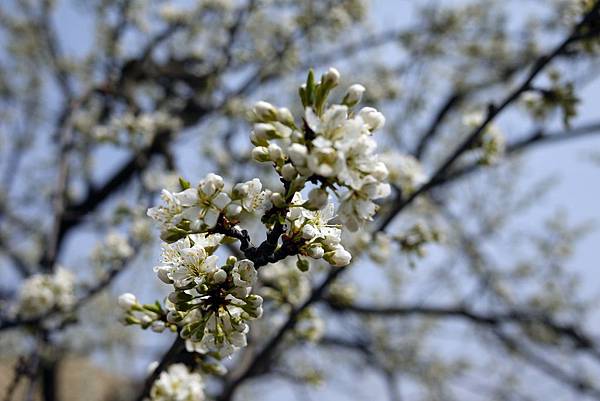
[1,0,600,400]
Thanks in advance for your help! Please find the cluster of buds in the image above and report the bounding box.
[118,293,173,334]
[249,67,391,231]
[463,111,506,165]
[145,363,205,401]
[147,174,271,242]
[16,267,75,319]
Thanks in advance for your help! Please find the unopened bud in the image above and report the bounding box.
[118,293,138,310]
[254,101,277,121]
[251,146,270,162]
[281,163,297,181]
[342,84,366,107]
[322,67,340,88]
[359,107,386,131]
[296,258,310,272]
[270,192,286,208]
[276,107,295,126]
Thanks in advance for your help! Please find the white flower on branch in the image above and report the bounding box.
[16,267,76,319]
[381,152,427,195]
[463,111,506,165]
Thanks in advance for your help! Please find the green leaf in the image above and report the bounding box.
[179,176,191,190]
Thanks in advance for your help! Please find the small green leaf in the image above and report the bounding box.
[179,177,191,190]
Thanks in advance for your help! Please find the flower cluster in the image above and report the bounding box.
[123,68,392,379]
[249,67,391,231]
[147,174,271,242]
[259,258,311,307]
[16,267,75,319]
[381,152,427,195]
[395,222,444,258]
[118,293,172,334]
[284,194,352,267]
[343,231,392,264]
[91,111,181,147]
[91,231,134,265]
[463,111,506,165]
[146,363,205,401]
[154,235,263,358]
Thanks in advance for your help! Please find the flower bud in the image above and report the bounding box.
[154,266,173,284]
[301,224,319,240]
[324,246,352,267]
[151,320,166,333]
[296,258,310,272]
[167,310,184,323]
[268,143,284,162]
[276,107,295,126]
[359,107,386,131]
[322,67,340,88]
[251,146,270,162]
[118,293,138,310]
[251,123,275,146]
[213,269,227,284]
[280,163,297,181]
[254,101,277,121]
[270,192,286,208]
[307,245,324,259]
[343,84,366,107]
[288,143,308,166]
[245,294,263,308]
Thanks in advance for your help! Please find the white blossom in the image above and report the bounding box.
[358,107,386,131]
[381,152,427,195]
[17,267,76,319]
[146,364,205,401]
[118,293,138,310]
[343,84,366,107]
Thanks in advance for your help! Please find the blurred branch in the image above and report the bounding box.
[414,91,466,159]
[2,354,36,401]
[39,0,73,99]
[134,337,186,401]
[0,232,32,277]
[379,2,600,231]
[494,329,600,399]
[439,120,600,185]
[327,301,600,360]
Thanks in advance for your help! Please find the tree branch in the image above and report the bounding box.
[378,2,600,232]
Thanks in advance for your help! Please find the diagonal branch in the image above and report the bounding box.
[378,2,600,232]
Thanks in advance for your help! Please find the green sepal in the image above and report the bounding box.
[161,227,189,243]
